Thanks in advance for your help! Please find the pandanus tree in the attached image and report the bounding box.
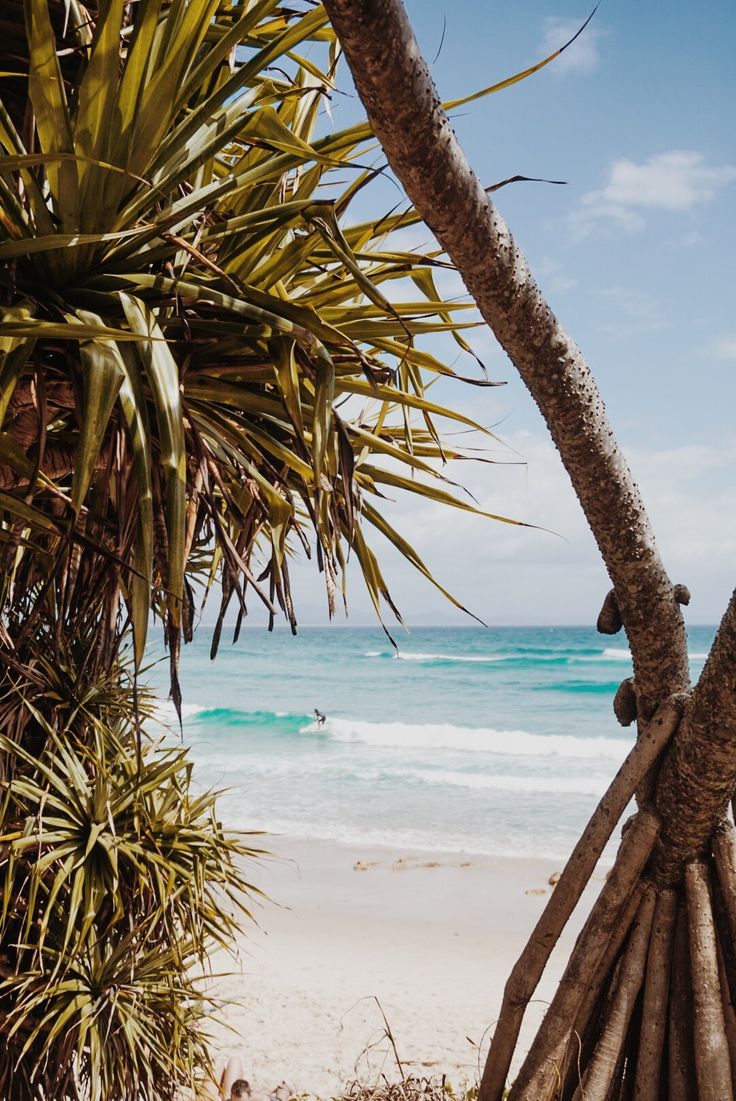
[321,1,736,1098]
[0,1,537,1097]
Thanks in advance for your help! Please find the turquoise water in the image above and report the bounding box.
[150,625,714,861]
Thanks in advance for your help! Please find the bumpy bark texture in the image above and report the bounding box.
[506,809,661,1101]
[684,862,734,1098]
[480,698,682,1096]
[633,888,677,1099]
[572,888,656,1101]
[655,591,736,880]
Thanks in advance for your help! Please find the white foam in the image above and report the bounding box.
[397,651,505,663]
[214,812,587,863]
[366,646,708,665]
[602,647,707,662]
[151,700,206,724]
[303,717,630,761]
[364,649,505,663]
[407,769,607,797]
[370,649,616,665]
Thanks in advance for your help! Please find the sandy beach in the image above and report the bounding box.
[209,836,607,1097]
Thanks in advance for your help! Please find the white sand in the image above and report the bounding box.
[209,836,605,1098]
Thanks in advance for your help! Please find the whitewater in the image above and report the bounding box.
[150,624,714,862]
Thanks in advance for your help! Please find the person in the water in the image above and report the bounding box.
[314,708,326,726]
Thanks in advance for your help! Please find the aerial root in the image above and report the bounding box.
[673,583,691,606]
[570,887,656,1101]
[596,589,623,635]
[685,860,734,1099]
[632,887,677,1100]
[716,922,736,1089]
[505,808,661,1101]
[667,899,695,1100]
[480,813,736,1099]
[612,678,637,728]
[559,883,646,1099]
[714,820,736,943]
[480,698,683,1101]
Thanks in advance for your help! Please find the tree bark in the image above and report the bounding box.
[507,808,660,1101]
[655,594,736,879]
[685,861,734,1099]
[483,697,682,1098]
[632,888,677,1100]
[321,0,690,721]
[572,888,656,1101]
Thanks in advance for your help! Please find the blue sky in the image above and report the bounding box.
[417,0,736,448]
[234,3,736,631]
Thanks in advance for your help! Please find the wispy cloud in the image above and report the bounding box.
[270,429,736,626]
[598,287,669,338]
[539,16,603,76]
[571,151,736,237]
[536,257,578,295]
[713,337,736,362]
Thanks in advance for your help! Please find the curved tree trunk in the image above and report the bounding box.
[321,0,689,719]
[322,1,736,1097]
[655,590,736,880]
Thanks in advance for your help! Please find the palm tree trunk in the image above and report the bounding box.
[321,0,689,718]
[321,1,736,1096]
[654,591,736,880]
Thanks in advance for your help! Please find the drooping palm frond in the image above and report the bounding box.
[0,2,556,1096]
[0,0,527,700]
[0,704,263,1101]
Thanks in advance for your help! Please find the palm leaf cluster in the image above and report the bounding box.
[0,0,520,1096]
[0,0,512,690]
[0,692,262,1100]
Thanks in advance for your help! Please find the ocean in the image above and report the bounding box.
[150,625,713,862]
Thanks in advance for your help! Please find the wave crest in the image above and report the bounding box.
[304,717,630,760]
[406,768,607,796]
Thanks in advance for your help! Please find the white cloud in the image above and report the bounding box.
[536,257,578,295]
[571,151,736,237]
[629,443,736,606]
[539,16,603,76]
[444,435,736,625]
[597,286,669,338]
[597,151,736,208]
[230,431,736,628]
[713,337,736,361]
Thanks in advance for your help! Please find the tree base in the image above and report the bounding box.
[481,820,736,1101]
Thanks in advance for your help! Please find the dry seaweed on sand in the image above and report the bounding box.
[337,1075,479,1101]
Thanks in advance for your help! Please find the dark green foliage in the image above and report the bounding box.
[0,657,263,1101]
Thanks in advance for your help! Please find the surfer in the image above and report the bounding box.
[313,708,327,727]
